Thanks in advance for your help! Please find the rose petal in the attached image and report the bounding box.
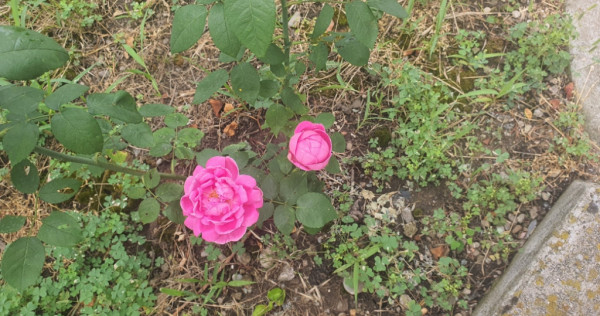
[206,156,239,179]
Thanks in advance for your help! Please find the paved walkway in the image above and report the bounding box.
[473,1,600,315]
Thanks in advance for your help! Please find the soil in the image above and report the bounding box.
[1,0,600,315]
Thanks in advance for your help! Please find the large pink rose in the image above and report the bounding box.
[288,121,332,171]
[180,156,263,244]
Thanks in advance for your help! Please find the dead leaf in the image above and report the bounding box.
[429,245,449,260]
[223,103,235,114]
[224,121,238,137]
[547,169,561,178]
[209,99,224,117]
[548,99,561,110]
[564,82,574,100]
[524,108,533,120]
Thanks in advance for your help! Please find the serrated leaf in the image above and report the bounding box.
[156,183,184,202]
[265,103,294,136]
[296,192,337,229]
[3,122,38,164]
[51,108,103,154]
[170,5,208,54]
[175,146,194,160]
[229,151,249,169]
[279,172,308,204]
[193,69,229,104]
[280,87,307,115]
[196,148,221,166]
[149,142,172,157]
[125,186,147,199]
[259,80,279,98]
[138,198,160,224]
[0,216,26,233]
[87,91,142,123]
[274,205,295,235]
[258,43,285,65]
[346,1,378,49]
[143,169,160,189]
[367,0,408,18]
[37,211,83,247]
[260,174,278,200]
[45,83,89,110]
[314,112,335,129]
[164,200,186,224]
[309,42,329,71]
[325,157,341,174]
[230,63,260,104]
[164,113,189,128]
[256,202,274,227]
[153,127,176,143]
[276,153,293,175]
[331,132,346,153]
[1,237,45,291]
[39,178,81,204]
[312,4,334,39]
[224,0,276,57]
[208,3,241,57]
[10,160,39,194]
[0,86,43,115]
[335,34,370,66]
[139,103,174,117]
[178,128,204,147]
[0,26,69,80]
[121,122,154,148]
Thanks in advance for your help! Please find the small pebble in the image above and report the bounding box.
[483,7,491,13]
[542,192,551,201]
[346,142,353,151]
[529,207,539,218]
[278,263,295,282]
[508,213,516,221]
[533,109,544,118]
[512,10,521,19]
[512,225,523,234]
[517,213,526,223]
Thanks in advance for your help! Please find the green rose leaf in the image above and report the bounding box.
[39,178,81,204]
[325,157,341,174]
[87,91,142,123]
[258,43,285,65]
[1,237,45,291]
[156,183,184,203]
[331,132,346,153]
[37,211,83,247]
[138,103,174,117]
[149,142,172,157]
[256,202,274,227]
[335,34,370,66]
[164,113,189,128]
[274,205,295,235]
[193,69,229,104]
[346,1,378,49]
[0,26,69,80]
[279,172,308,204]
[0,86,43,115]
[45,83,89,110]
[138,198,160,224]
[164,200,186,224]
[208,3,241,57]
[311,4,334,39]
[143,169,161,189]
[309,42,329,71]
[224,0,275,57]
[170,5,208,54]
[121,122,154,148]
[0,216,26,233]
[10,160,40,194]
[196,148,221,166]
[260,174,278,200]
[314,112,335,129]
[265,103,294,137]
[230,62,260,104]
[296,192,337,229]
[3,122,38,164]
[280,87,307,115]
[367,0,408,19]
[178,127,205,147]
[125,186,147,199]
[259,80,279,98]
[51,108,104,154]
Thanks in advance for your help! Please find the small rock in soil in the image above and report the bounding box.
[533,109,544,118]
[517,213,526,223]
[529,207,539,218]
[511,225,522,234]
[236,252,251,265]
[527,220,538,238]
[541,192,551,201]
[402,222,418,238]
[259,248,276,269]
[335,299,349,313]
[278,263,295,282]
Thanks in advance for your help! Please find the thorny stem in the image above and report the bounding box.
[33,146,187,181]
[281,0,291,67]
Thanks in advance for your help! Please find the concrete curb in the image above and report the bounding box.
[473,180,600,315]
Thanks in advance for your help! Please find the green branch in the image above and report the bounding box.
[281,0,291,66]
[33,146,187,181]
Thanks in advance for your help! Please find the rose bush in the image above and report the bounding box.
[287,121,332,171]
[180,156,263,244]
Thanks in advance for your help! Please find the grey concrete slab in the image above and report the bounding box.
[566,0,600,145]
[473,180,600,315]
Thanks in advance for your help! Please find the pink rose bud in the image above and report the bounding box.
[288,121,333,171]
[180,156,263,244]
